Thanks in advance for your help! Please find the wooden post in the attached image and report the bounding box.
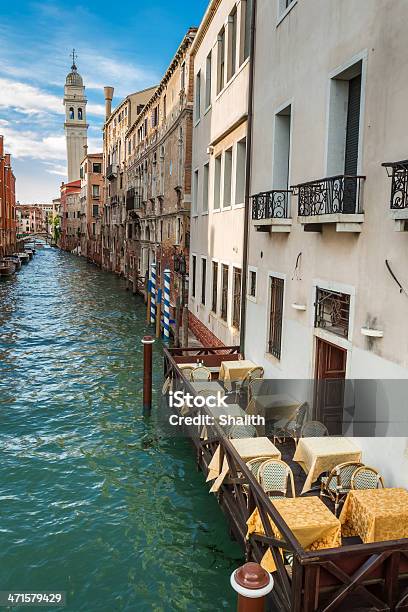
[230,563,273,612]
[142,335,155,415]
[182,305,189,348]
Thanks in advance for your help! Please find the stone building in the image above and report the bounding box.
[125,27,196,312]
[79,152,103,265]
[0,135,16,257]
[188,0,252,346]
[101,86,156,274]
[16,204,46,236]
[63,54,88,183]
[60,180,81,252]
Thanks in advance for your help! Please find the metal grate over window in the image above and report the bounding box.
[268,276,284,359]
[315,287,350,337]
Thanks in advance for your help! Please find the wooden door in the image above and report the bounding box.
[314,338,347,434]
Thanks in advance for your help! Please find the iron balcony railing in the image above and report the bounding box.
[382,160,408,210]
[251,190,292,220]
[106,164,117,181]
[292,174,365,217]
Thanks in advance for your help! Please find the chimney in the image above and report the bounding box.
[104,86,114,120]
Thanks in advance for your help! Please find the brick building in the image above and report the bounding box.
[79,152,103,265]
[125,27,196,316]
[0,135,17,258]
[60,180,81,252]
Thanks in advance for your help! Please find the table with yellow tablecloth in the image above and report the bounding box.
[218,360,258,385]
[293,436,362,494]
[207,437,281,493]
[340,488,408,543]
[247,497,342,572]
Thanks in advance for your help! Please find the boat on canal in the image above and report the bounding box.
[0,260,16,277]
[24,248,34,260]
[3,256,21,271]
[13,252,30,264]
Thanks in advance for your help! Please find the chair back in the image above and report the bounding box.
[228,423,258,439]
[246,457,273,481]
[247,378,264,403]
[258,459,296,498]
[179,366,195,380]
[191,366,212,381]
[300,420,329,437]
[351,466,385,490]
[327,461,364,491]
[295,402,309,428]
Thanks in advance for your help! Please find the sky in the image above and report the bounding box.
[0,0,208,203]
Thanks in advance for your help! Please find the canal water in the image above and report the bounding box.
[0,248,242,611]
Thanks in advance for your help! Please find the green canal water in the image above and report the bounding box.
[0,248,242,611]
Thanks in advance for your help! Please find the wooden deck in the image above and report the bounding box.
[163,346,408,612]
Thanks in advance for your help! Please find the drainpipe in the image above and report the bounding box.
[240,0,257,356]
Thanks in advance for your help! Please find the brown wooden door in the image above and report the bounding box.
[314,338,347,434]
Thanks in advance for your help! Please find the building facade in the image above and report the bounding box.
[125,28,196,312]
[102,86,156,274]
[60,180,81,252]
[64,56,88,183]
[0,135,16,257]
[79,152,103,265]
[244,0,408,485]
[188,0,252,346]
[16,204,47,236]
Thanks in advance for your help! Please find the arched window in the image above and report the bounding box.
[69,107,74,119]
[78,108,83,120]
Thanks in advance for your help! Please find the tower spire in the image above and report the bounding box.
[71,48,78,71]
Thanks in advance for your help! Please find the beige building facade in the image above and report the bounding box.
[80,152,103,265]
[245,0,408,486]
[188,0,252,346]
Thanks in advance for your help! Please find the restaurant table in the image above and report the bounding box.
[293,436,362,494]
[179,363,221,374]
[247,496,342,572]
[246,393,300,434]
[340,488,408,543]
[189,380,225,395]
[207,437,281,493]
[219,360,258,386]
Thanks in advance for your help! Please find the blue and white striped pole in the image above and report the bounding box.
[150,262,156,325]
[163,268,171,342]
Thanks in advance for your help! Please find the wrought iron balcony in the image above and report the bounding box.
[106,164,117,181]
[251,190,292,233]
[292,174,365,233]
[382,160,408,214]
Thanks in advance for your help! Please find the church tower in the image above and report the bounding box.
[63,50,88,182]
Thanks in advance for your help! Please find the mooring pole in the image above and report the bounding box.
[230,563,273,612]
[142,335,155,415]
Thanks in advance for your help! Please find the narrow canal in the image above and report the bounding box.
[0,248,242,611]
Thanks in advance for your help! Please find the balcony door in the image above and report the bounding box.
[314,338,346,434]
[343,73,362,213]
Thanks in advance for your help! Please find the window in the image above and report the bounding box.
[201,258,207,305]
[221,265,229,321]
[92,204,99,217]
[212,261,218,313]
[78,108,83,120]
[315,287,350,338]
[232,267,241,329]
[227,8,237,81]
[93,163,101,173]
[205,52,212,109]
[181,62,186,91]
[273,104,291,190]
[152,106,158,128]
[92,223,96,236]
[203,163,209,213]
[217,28,225,94]
[214,154,221,209]
[243,0,253,61]
[69,107,74,120]
[192,255,197,298]
[92,185,100,198]
[163,94,167,119]
[268,276,284,359]
[192,169,199,215]
[195,70,201,121]
[235,138,246,204]
[128,223,133,240]
[249,269,257,298]
[223,148,233,207]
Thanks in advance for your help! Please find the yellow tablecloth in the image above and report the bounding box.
[246,394,300,420]
[247,497,341,572]
[219,360,258,384]
[293,437,362,494]
[340,488,408,543]
[207,437,281,493]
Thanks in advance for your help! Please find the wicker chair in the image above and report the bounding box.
[320,461,364,515]
[300,420,329,438]
[235,367,264,402]
[179,365,195,381]
[272,402,309,445]
[258,459,296,499]
[246,456,273,481]
[351,466,385,490]
[227,423,258,439]
[190,366,212,382]
[247,378,265,404]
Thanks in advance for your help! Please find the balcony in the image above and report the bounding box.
[293,174,365,233]
[251,190,292,233]
[382,160,408,231]
[106,164,117,181]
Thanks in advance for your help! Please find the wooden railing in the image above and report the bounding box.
[163,346,408,612]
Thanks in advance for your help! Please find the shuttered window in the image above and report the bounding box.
[343,74,362,213]
[212,261,218,313]
[268,276,284,359]
[221,264,229,321]
[232,267,241,329]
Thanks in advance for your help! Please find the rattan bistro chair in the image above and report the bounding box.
[300,420,329,438]
[272,402,309,445]
[228,423,258,439]
[235,367,264,402]
[258,459,296,499]
[320,461,364,516]
[190,366,212,382]
[351,466,385,490]
[246,457,273,481]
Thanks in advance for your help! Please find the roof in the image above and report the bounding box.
[190,0,222,56]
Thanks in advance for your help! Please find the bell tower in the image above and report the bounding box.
[63,50,88,182]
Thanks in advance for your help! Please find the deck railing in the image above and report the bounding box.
[293,175,365,217]
[163,346,408,612]
[382,160,408,210]
[251,190,292,220]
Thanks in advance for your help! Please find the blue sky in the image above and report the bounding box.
[0,0,208,203]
